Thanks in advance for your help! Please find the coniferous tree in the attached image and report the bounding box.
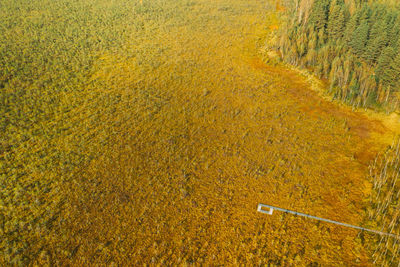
[327,1,346,40]
[309,0,330,31]
[387,54,400,89]
[376,46,395,85]
[358,4,372,22]
[363,30,387,63]
[387,17,400,48]
[344,10,360,43]
[350,20,369,56]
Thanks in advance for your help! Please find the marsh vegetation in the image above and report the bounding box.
[1,0,399,265]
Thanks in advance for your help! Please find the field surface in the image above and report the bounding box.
[1,0,398,265]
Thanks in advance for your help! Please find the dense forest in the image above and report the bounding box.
[273,0,400,111]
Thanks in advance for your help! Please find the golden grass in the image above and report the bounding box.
[1,0,397,265]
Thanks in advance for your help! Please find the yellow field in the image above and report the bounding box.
[1,0,398,265]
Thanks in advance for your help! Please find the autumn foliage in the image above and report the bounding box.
[1,0,398,265]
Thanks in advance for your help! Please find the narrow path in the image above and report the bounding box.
[258,203,399,238]
[61,0,393,265]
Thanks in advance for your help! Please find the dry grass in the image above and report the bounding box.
[1,0,397,265]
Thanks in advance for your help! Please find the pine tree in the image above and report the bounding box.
[344,11,360,44]
[363,30,388,63]
[309,0,330,31]
[387,17,400,49]
[327,2,346,40]
[387,53,400,89]
[363,15,389,62]
[350,20,369,56]
[376,46,395,85]
[358,4,372,23]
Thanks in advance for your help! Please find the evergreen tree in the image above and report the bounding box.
[344,11,360,44]
[363,20,388,63]
[350,20,369,56]
[327,2,346,40]
[358,4,372,22]
[387,16,400,48]
[376,46,395,84]
[309,0,330,31]
[387,53,400,89]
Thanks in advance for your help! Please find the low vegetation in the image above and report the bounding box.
[1,0,399,265]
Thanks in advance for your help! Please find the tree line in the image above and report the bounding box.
[273,0,400,111]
